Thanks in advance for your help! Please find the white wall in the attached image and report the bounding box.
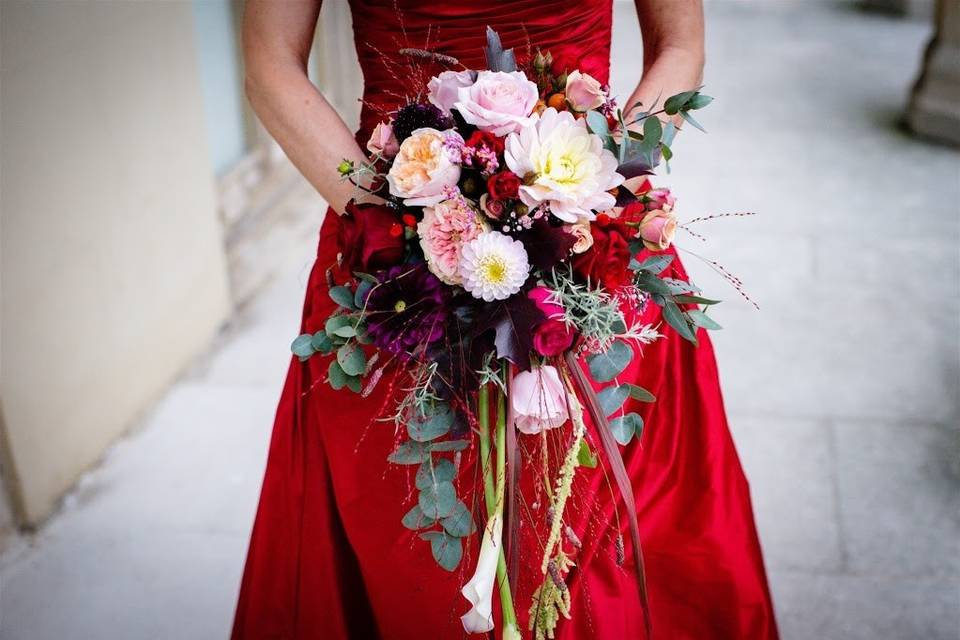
[0,1,232,525]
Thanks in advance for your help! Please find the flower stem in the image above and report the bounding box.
[477,377,518,637]
[494,380,518,631]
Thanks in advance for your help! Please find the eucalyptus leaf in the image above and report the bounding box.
[428,439,469,453]
[587,340,632,383]
[664,89,698,115]
[609,413,644,445]
[354,280,373,309]
[585,110,610,139]
[328,285,356,310]
[337,344,367,377]
[328,360,350,390]
[642,116,662,150]
[419,531,463,572]
[661,121,677,147]
[310,331,333,354]
[387,440,429,465]
[625,384,656,403]
[663,299,698,344]
[687,310,722,330]
[673,294,721,306]
[635,254,674,275]
[401,504,435,530]
[408,408,453,442]
[440,501,476,537]
[291,334,315,359]
[635,271,675,296]
[419,480,457,519]
[325,315,354,339]
[679,109,707,133]
[598,384,630,417]
[345,374,362,394]
[662,277,699,294]
[686,93,714,110]
[415,458,457,490]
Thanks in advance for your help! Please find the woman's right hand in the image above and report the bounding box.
[243,0,369,215]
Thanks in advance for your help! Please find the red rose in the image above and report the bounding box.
[528,287,576,356]
[571,221,632,290]
[465,130,505,155]
[486,171,521,200]
[337,201,406,272]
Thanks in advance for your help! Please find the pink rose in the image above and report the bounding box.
[564,70,606,112]
[638,209,678,252]
[645,187,675,212]
[366,121,399,158]
[528,286,575,357]
[510,365,569,435]
[428,70,476,114]
[454,70,539,136]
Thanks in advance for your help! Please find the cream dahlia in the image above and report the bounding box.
[458,231,530,301]
[417,198,488,285]
[504,108,624,223]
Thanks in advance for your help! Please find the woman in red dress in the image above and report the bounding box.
[233,1,778,638]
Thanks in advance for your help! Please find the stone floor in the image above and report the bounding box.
[2,2,958,639]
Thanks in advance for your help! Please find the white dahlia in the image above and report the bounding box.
[504,107,624,223]
[458,231,530,302]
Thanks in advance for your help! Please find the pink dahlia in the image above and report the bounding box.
[417,198,488,285]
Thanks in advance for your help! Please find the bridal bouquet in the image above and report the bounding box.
[293,29,720,640]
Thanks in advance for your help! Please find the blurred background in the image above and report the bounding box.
[1,0,958,638]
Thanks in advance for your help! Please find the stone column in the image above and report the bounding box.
[907,0,960,145]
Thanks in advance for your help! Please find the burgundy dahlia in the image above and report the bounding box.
[364,265,449,357]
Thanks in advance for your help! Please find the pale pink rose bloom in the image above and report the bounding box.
[564,221,595,254]
[417,198,487,285]
[386,128,462,207]
[366,121,399,158]
[511,365,569,435]
[454,70,539,136]
[638,208,678,252]
[645,187,676,212]
[427,70,475,114]
[564,70,606,112]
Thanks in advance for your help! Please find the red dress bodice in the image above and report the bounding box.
[347,0,614,136]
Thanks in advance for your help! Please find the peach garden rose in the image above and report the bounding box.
[386,127,463,206]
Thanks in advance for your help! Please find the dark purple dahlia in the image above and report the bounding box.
[364,264,449,357]
[392,103,454,143]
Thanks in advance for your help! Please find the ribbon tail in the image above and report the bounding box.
[564,351,653,639]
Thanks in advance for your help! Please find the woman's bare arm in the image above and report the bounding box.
[243,0,368,215]
[627,0,705,128]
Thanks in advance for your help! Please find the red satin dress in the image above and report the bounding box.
[232,2,779,639]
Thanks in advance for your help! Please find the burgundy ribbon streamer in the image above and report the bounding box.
[564,351,653,638]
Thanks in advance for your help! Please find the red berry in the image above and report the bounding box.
[402,214,417,227]
[596,212,611,227]
[389,223,404,238]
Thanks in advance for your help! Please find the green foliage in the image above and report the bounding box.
[625,384,656,403]
[419,480,457,519]
[687,309,722,330]
[328,285,356,310]
[609,413,644,446]
[598,384,629,417]
[419,531,463,572]
[577,439,598,468]
[387,440,430,465]
[401,504,435,530]
[440,501,476,537]
[336,344,366,377]
[662,299,698,344]
[407,407,454,442]
[291,334,314,360]
[587,340,632,383]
